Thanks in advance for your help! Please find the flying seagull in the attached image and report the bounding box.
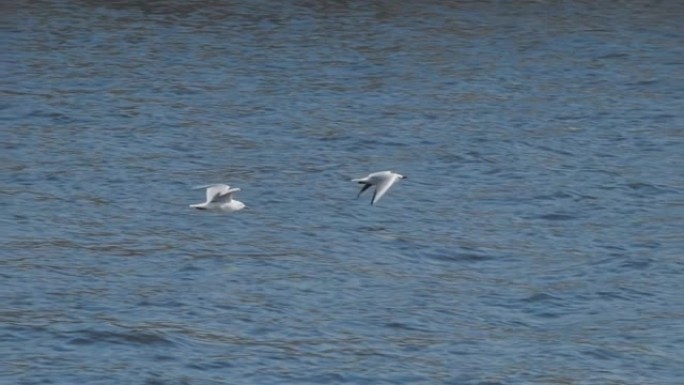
[190,184,246,212]
[352,171,406,205]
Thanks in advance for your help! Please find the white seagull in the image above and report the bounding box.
[352,171,406,205]
[190,184,246,212]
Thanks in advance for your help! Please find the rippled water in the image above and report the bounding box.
[2,1,683,384]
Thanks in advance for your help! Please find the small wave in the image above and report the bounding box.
[537,213,579,221]
[521,292,562,303]
[66,328,174,347]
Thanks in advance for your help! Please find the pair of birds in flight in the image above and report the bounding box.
[189,170,407,212]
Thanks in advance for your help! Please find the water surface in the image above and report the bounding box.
[2,1,683,384]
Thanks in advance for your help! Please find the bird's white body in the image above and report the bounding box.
[352,170,406,205]
[190,184,246,212]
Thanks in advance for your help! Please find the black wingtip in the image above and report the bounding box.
[357,183,372,199]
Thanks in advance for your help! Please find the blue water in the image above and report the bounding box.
[2,1,683,384]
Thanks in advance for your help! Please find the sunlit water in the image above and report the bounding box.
[2,1,683,384]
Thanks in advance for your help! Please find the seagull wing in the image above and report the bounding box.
[357,183,373,198]
[214,187,241,203]
[371,174,398,205]
[205,184,230,203]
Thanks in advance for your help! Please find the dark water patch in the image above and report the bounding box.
[66,329,174,347]
[518,292,579,319]
[625,182,678,195]
[151,354,176,362]
[536,213,580,221]
[521,292,563,303]
[620,258,655,270]
[383,321,425,332]
[594,290,631,301]
[619,287,657,300]
[427,250,498,263]
[581,347,622,361]
[185,359,234,370]
[533,191,575,201]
